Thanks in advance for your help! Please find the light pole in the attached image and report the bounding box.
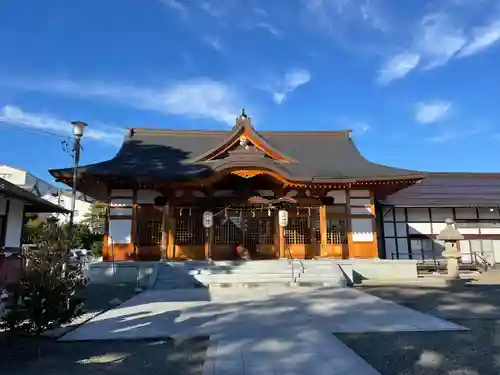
[68,121,87,241]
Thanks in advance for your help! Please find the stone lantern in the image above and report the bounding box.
[437,218,464,279]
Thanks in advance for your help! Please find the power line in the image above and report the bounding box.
[1,121,70,140]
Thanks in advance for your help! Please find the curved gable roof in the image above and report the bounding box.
[50,120,424,183]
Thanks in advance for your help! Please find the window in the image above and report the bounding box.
[0,173,12,180]
[326,219,347,245]
[244,218,275,245]
[176,216,204,245]
[214,215,243,245]
[286,217,311,244]
[137,220,163,246]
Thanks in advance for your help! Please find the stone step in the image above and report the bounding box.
[208,281,295,288]
[195,275,295,284]
[201,269,297,275]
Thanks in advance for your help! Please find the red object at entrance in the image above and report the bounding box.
[236,244,251,260]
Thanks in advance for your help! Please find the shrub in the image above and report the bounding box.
[0,225,85,336]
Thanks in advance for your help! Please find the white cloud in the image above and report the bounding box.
[377,53,421,84]
[458,20,500,57]
[161,0,188,15]
[203,36,223,51]
[254,22,283,37]
[5,77,242,125]
[379,11,500,83]
[0,105,125,145]
[425,133,455,143]
[415,101,453,124]
[269,69,311,104]
[416,13,467,69]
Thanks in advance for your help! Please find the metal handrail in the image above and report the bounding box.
[473,252,490,272]
[285,246,295,283]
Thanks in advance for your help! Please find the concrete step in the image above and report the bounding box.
[152,260,348,289]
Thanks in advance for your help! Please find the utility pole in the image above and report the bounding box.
[67,121,87,243]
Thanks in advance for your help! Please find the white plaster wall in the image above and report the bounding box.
[406,208,430,221]
[4,199,24,248]
[351,218,373,242]
[136,189,162,204]
[110,189,133,197]
[43,193,92,223]
[0,166,27,185]
[108,219,132,244]
[349,189,370,198]
[383,206,500,263]
[326,190,346,203]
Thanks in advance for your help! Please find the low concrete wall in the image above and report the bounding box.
[87,261,158,288]
[337,259,419,285]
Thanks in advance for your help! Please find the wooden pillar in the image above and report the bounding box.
[204,192,214,260]
[319,205,327,256]
[279,224,286,258]
[131,190,138,259]
[370,191,379,258]
[160,204,168,260]
[345,189,353,259]
[205,226,214,259]
[167,205,176,259]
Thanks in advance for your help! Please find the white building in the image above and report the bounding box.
[1,177,68,251]
[0,165,94,224]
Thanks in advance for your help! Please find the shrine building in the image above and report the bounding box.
[49,112,500,264]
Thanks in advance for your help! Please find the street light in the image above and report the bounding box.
[68,121,87,241]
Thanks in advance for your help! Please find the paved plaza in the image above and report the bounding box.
[60,286,467,374]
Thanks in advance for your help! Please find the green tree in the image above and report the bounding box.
[82,201,107,234]
[1,223,85,339]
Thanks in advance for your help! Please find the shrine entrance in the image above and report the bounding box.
[211,207,278,260]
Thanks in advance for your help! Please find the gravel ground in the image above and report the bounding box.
[1,284,208,374]
[0,336,209,375]
[78,283,139,312]
[335,284,500,375]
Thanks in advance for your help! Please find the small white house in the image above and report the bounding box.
[0,165,94,224]
[0,177,68,251]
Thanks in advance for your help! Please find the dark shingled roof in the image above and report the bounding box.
[383,173,500,207]
[0,178,69,213]
[49,122,424,183]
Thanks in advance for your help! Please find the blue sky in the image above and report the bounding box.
[1,0,500,184]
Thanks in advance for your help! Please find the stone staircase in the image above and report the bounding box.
[152,259,348,290]
[473,266,500,284]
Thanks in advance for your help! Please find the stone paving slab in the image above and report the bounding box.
[60,286,466,342]
[58,286,470,375]
[202,330,382,375]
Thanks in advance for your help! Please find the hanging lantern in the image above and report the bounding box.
[278,209,289,228]
[202,211,214,228]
